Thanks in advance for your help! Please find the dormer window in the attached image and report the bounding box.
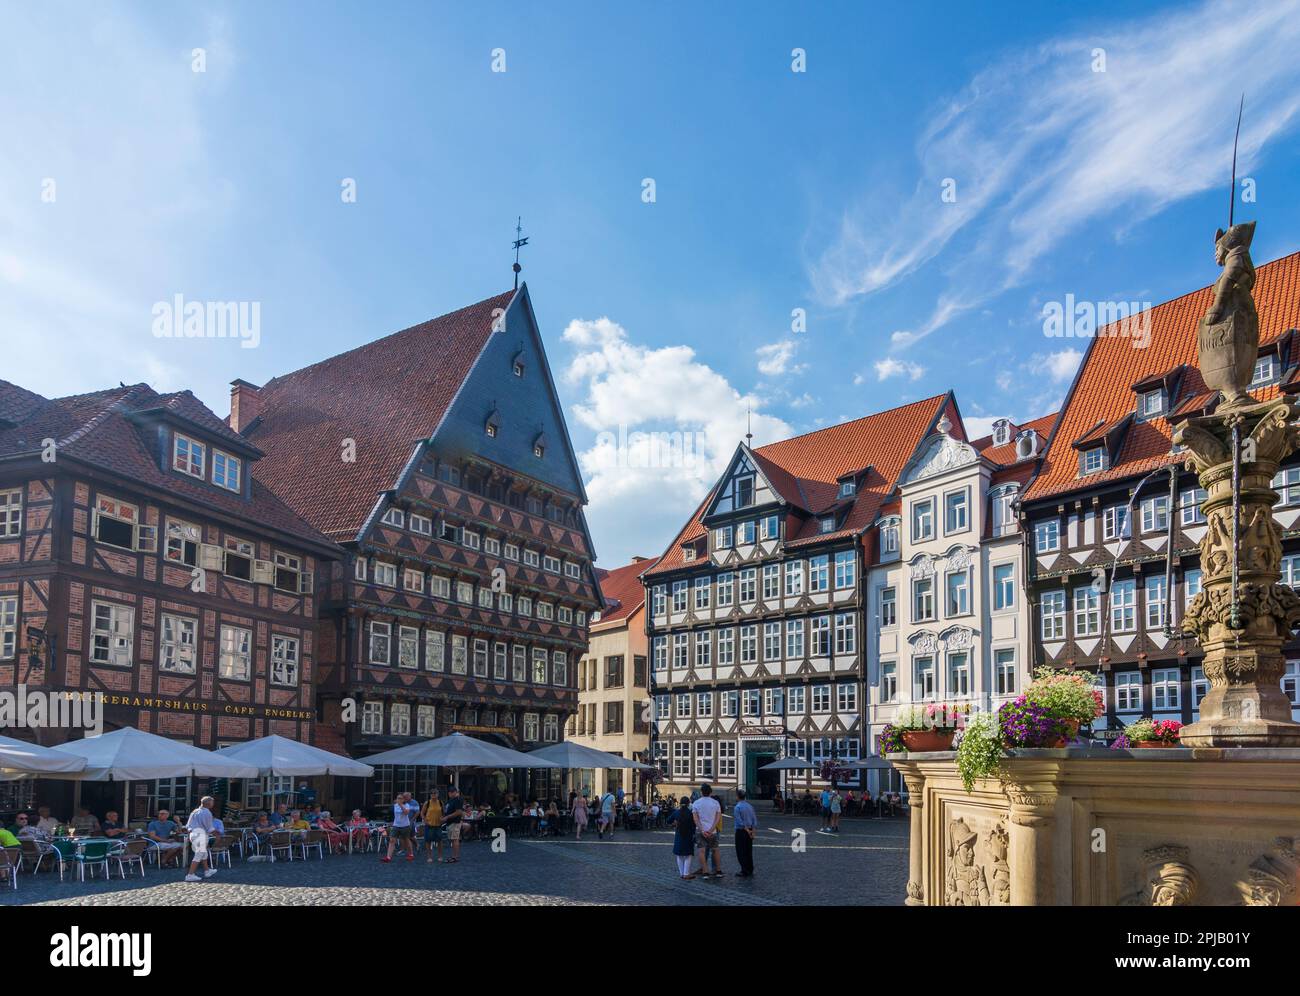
[1139,388,1165,418]
[382,508,405,528]
[992,419,1012,446]
[213,450,242,492]
[1080,445,1107,476]
[839,480,856,498]
[820,516,836,533]
[512,351,526,378]
[486,408,501,439]
[173,433,205,478]
[1252,353,1279,386]
[1014,431,1038,461]
[533,432,547,459]
[736,476,755,508]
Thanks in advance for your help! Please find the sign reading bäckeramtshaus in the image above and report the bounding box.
[59,690,313,722]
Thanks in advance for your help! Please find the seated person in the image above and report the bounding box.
[211,816,226,838]
[286,810,310,831]
[16,813,50,840]
[70,807,101,836]
[305,805,322,826]
[35,806,60,834]
[0,825,19,848]
[346,810,370,850]
[146,810,184,866]
[7,812,34,837]
[100,810,126,837]
[269,804,290,827]
[251,812,274,835]
[317,811,346,853]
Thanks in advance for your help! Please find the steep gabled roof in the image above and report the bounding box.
[593,556,660,627]
[644,394,950,576]
[245,290,516,540]
[0,381,335,550]
[1024,249,1300,503]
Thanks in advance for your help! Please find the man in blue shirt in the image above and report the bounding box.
[819,787,832,832]
[733,789,757,877]
[146,809,183,868]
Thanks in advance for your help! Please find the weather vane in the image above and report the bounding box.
[1229,94,1244,228]
[513,216,529,290]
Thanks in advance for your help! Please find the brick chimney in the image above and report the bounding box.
[229,379,262,434]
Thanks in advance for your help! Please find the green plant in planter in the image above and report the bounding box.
[954,711,1002,792]
[1024,666,1104,724]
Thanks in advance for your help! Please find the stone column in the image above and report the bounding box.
[1176,399,1300,746]
[899,766,926,906]
[1005,782,1058,906]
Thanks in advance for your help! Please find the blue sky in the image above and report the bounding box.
[4,1,1300,566]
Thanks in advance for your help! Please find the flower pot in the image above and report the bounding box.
[1061,719,1080,738]
[1132,740,1177,748]
[901,729,955,752]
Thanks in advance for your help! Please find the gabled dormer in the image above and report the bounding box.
[129,399,264,500]
[1131,365,1185,422]
[991,418,1013,447]
[702,444,784,522]
[1071,413,1132,477]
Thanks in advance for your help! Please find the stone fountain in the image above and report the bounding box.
[888,222,1300,905]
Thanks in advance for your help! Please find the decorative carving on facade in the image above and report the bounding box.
[940,626,974,651]
[1238,837,1298,906]
[906,880,924,902]
[909,554,935,579]
[944,545,974,572]
[986,819,1011,905]
[1183,581,1300,647]
[910,630,939,655]
[904,434,979,485]
[1120,844,1200,906]
[944,817,992,906]
[1196,221,1258,410]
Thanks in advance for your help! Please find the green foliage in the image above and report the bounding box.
[1024,666,1104,723]
[955,711,1003,793]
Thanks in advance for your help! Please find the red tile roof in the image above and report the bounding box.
[245,290,516,540]
[593,556,660,626]
[0,381,336,550]
[644,394,951,576]
[971,411,1059,468]
[1025,249,1300,503]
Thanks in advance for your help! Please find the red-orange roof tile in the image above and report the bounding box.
[593,556,660,626]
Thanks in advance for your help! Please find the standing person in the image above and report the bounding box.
[442,786,464,863]
[422,792,445,864]
[381,792,415,863]
[691,783,723,879]
[819,786,832,832]
[597,787,616,840]
[672,796,695,880]
[572,792,589,839]
[184,796,218,882]
[829,789,843,833]
[733,789,757,877]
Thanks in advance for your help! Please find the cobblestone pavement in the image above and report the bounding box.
[1,815,908,906]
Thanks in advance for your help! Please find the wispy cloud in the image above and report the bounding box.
[875,357,925,382]
[809,0,1300,347]
[755,339,806,376]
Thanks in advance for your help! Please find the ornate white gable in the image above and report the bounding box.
[902,429,979,485]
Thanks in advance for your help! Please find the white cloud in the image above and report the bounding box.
[1029,348,1084,384]
[875,358,926,382]
[562,318,792,566]
[755,339,806,376]
[809,0,1300,346]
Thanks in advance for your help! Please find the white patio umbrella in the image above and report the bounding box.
[759,755,819,808]
[214,734,374,778]
[0,733,88,778]
[363,731,558,798]
[527,741,651,770]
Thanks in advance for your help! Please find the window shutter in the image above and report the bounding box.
[199,544,224,570]
[253,559,276,585]
[298,570,314,595]
[135,524,158,553]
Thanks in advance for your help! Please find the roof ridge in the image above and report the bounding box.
[754,392,947,454]
[56,384,151,448]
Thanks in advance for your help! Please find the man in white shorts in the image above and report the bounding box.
[185,796,219,882]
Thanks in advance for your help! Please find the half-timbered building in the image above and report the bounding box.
[239,284,600,806]
[643,394,953,801]
[1021,250,1300,736]
[0,380,338,816]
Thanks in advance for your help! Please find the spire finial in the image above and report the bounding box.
[512,216,529,290]
[1229,94,1244,228]
[745,407,753,447]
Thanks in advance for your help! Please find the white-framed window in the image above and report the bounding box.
[914,656,936,698]
[880,662,897,703]
[374,561,397,587]
[382,507,405,528]
[417,704,437,737]
[672,581,687,612]
[834,550,855,589]
[426,630,445,671]
[808,555,829,593]
[948,652,970,698]
[880,517,900,556]
[946,570,970,617]
[694,631,712,668]
[696,690,713,718]
[990,487,1017,537]
[764,687,783,715]
[810,616,830,657]
[673,633,689,668]
[1274,467,1300,506]
[672,741,691,777]
[881,587,897,627]
[1180,488,1207,525]
[742,689,760,716]
[410,513,432,536]
[431,574,450,599]
[1035,519,1060,553]
[544,715,559,742]
[1080,446,1107,476]
[994,649,1016,696]
[762,565,779,600]
[92,495,140,550]
[1140,495,1169,534]
[993,563,1015,611]
[563,560,580,579]
[1253,352,1279,386]
[219,624,252,680]
[493,642,508,680]
[361,702,384,736]
[1283,660,1300,706]
[677,692,692,718]
[788,685,805,713]
[0,596,17,660]
[715,572,734,609]
[403,568,424,593]
[718,740,738,778]
[811,684,831,713]
[739,624,757,664]
[518,596,532,616]
[451,635,468,675]
[714,525,733,549]
[532,648,548,684]
[1115,671,1142,712]
[1040,589,1065,640]
[1144,575,1167,629]
[470,639,488,677]
[911,498,935,542]
[504,543,520,561]
[653,636,668,672]
[165,518,201,567]
[523,713,540,742]
[0,489,22,538]
[368,621,391,665]
[834,613,856,654]
[737,520,756,545]
[1184,568,1203,609]
[399,626,420,669]
[223,537,254,581]
[717,627,735,665]
[1139,388,1164,417]
[543,554,560,573]
[839,479,856,498]
[158,614,197,674]
[523,549,540,568]
[784,560,804,597]
[694,576,711,609]
[479,587,495,610]
[836,683,857,713]
[1073,586,1101,637]
[656,695,671,720]
[91,601,134,666]
[173,433,205,478]
[944,488,969,534]
[695,740,714,778]
[271,634,300,685]
[464,531,481,551]
[1191,666,1209,710]
[1103,505,1130,541]
[1151,667,1180,711]
[912,578,935,622]
[738,568,756,602]
[354,557,367,581]
[785,618,805,659]
[213,450,241,492]
[512,645,527,681]
[762,622,780,661]
[552,651,568,686]
[760,513,779,540]
[1110,579,1136,633]
[457,580,473,604]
